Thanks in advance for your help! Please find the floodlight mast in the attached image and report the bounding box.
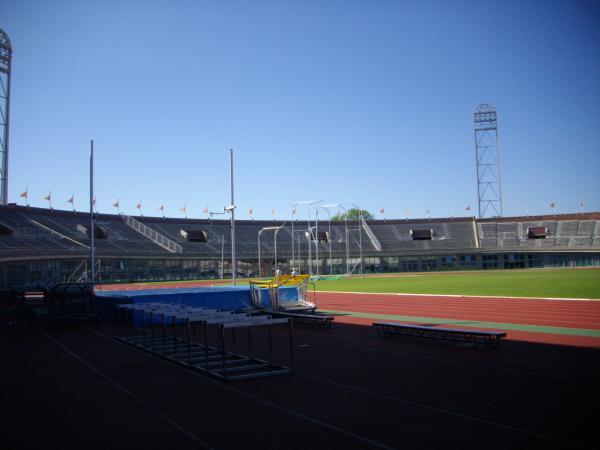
[0,29,12,205]
[473,104,503,218]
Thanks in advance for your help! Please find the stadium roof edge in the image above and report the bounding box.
[2,204,600,224]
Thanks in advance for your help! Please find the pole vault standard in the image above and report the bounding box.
[292,200,320,276]
[322,203,349,275]
[258,223,285,277]
[318,205,333,275]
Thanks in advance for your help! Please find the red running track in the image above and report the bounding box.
[316,292,600,329]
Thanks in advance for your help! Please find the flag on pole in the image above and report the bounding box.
[67,194,75,211]
[135,201,142,209]
[203,206,209,218]
[180,204,187,218]
[43,191,52,209]
[550,202,555,208]
[292,207,296,216]
[157,204,164,211]
[272,208,276,221]
[113,199,119,209]
[465,205,471,211]
[20,188,28,206]
[379,208,384,214]
[248,207,253,220]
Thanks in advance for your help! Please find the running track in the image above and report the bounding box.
[316,291,600,348]
[98,281,600,348]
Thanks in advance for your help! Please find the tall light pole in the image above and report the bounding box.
[229,149,236,285]
[89,140,95,284]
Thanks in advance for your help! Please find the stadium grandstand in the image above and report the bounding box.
[1,203,598,288]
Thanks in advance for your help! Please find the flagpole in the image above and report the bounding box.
[90,140,95,284]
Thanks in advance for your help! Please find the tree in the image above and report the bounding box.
[331,208,373,221]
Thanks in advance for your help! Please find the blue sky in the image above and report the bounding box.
[2,0,599,220]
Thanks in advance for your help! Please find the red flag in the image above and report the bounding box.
[202,206,208,214]
[135,202,142,209]
[248,207,253,216]
[550,202,555,208]
[379,208,384,214]
[67,195,74,204]
[157,205,164,211]
[113,200,119,208]
[465,205,471,211]
[180,206,186,213]
[20,190,27,198]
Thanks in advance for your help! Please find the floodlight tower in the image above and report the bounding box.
[473,104,503,218]
[0,29,12,206]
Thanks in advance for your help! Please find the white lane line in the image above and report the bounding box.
[39,329,215,450]
[296,372,594,450]
[317,290,600,302]
[294,333,599,384]
[85,327,395,450]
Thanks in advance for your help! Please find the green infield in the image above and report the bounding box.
[314,268,600,299]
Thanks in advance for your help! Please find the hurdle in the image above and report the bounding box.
[115,303,294,381]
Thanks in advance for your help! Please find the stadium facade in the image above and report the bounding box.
[1,204,599,287]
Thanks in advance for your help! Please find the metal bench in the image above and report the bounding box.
[373,322,506,348]
[269,311,333,328]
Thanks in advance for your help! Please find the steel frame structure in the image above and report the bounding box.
[473,104,503,218]
[0,29,12,206]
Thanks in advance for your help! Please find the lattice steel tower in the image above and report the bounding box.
[0,29,12,206]
[473,103,503,218]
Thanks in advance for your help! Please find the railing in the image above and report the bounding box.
[121,215,182,253]
[361,217,382,251]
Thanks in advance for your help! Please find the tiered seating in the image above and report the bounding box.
[369,220,476,252]
[478,219,600,249]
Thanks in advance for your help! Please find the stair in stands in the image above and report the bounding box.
[121,214,182,253]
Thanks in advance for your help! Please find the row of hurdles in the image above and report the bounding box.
[115,302,295,381]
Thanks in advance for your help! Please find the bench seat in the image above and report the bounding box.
[373,321,506,348]
[271,311,334,328]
